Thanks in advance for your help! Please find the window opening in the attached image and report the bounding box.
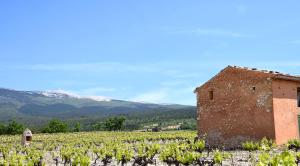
[26,136,32,141]
[209,91,214,100]
[297,88,300,107]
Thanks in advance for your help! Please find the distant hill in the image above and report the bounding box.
[0,88,196,130]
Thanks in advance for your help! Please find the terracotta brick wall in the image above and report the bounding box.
[272,80,300,144]
[196,67,276,147]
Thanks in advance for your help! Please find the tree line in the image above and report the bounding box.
[0,116,127,135]
[0,115,196,135]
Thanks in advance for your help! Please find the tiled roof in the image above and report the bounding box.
[229,65,300,82]
[194,65,300,92]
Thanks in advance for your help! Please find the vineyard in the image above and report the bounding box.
[1,131,300,166]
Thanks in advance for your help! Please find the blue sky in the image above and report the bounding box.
[0,1,300,105]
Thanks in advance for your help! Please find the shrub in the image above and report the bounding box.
[116,145,133,166]
[257,151,297,166]
[192,140,206,152]
[104,116,126,131]
[257,152,271,166]
[159,143,181,165]
[259,137,275,151]
[180,122,197,130]
[270,151,296,166]
[242,137,275,152]
[5,120,24,135]
[213,150,231,165]
[0,123,6,135]
[288,139,300,151]
[242,141,259,151]
[42,119,68,133]
[73,122,81,132]
[177,151,201,166]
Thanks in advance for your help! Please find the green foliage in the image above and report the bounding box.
[123,123,140,131]
[104,116,126,131]
[242,141,260,151]
[257,152,271,166]
[74,122,81,132]
[93,117,127,131]
[0,145,9,159]
[270,151,296,166]
[93,145,114,165]
[25,148,45,166]
[7,152,25,166]
[72,152,90,166]
[72,155,90,166]
[192,140,206,152]
[0,123,6,135]
[116,145,133,165]
[132,143,161,165]
[213,150,231,165]
[180,121,197,130]
[259,137,275,151]
[242,137,275,152]
[0,131,199,165]
[159,143,181,165]
[42,119,68,133]
[177,151,201,166]
[288,139,300,151]
[60,146,73,164]
[92,122,104,131]
[4,130,300,166]
[136,143,160,159]
[257,151,297,166]
[5,120,24,135]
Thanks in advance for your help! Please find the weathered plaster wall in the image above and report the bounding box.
[272,80,300,144]
[196,67,275,147]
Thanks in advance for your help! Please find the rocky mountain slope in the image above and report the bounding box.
[0,88,196,128]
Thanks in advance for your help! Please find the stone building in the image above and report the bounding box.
[21,128,32,146]
[194,66,300,147]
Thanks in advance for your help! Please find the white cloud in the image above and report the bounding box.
[43,89,81,98]
[160,80,188,87]
[161,69,200,78]
[79,87,116,94]
[42,89,112,101]
[4,62,201,79]
[26,62,160,73]
[131,89,168,103]
[131,86,196,105]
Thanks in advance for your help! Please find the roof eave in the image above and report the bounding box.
[272,76,300,83]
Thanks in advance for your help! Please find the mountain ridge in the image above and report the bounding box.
[0,87,191,106]
[0,87,196,130]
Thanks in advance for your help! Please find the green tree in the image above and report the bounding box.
[42,119,68,133]
[123,123,140,131]
[0,123,6,135]
[6,120,24,135]
[92,122,104,131]
[180,121,197,130]
[74,122,81,132]
[104,117,126,131]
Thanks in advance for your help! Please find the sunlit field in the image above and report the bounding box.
[2,131,300,166]
[0,131,197,165]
